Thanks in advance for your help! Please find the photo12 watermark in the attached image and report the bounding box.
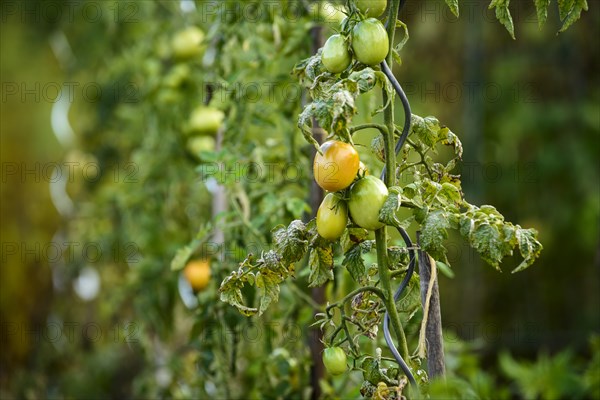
[1,321,140,345]
[1,1,139,24]
[1,162,139,184]
[1,241,141,265]
[1,81,139,104]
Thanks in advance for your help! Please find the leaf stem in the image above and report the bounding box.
[350,123,388,135]
[341,312,360,355]
[326,285,385,317]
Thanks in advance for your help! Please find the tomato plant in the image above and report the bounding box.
[322,347,348,375]
[219,1,556,399]
[313,140,360,192]
[36,0,587,399]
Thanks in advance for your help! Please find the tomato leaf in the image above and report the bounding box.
[171,244,194,271]
[396,273,421,323]
[420,210,450,262]
[471,224,509,271]
[170,224,212,271]
[220,220,311,315]
[220,262,259,316]
[411,115,442,148]
[558,0,576,20]
[388,246,409,271]
[489,0,516,39]
[255,251,285,315]
[534,0,551,28]
[512,227,544,273]
[371,134,386,163]
[394,20,410,52]
[340,227,369,253]
[436,260,455,278]
[297,67,387,143]
[455,204,543,272]
[558,0,588,32]
[272,220,309,263]
[379,186,402,226]
[308,243,334,287]
[342,240,374,284]
[362,357,400,386]
[444,0,460,17]
[351,291,382,339]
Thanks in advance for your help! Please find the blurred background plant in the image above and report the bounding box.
[1,0,598,399]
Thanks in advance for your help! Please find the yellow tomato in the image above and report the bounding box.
[183,259,211,292]
[313,140,360,192]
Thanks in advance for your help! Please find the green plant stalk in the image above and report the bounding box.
[375,0,410,361]
[375,230,409,359]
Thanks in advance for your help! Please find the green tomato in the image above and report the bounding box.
[163,64,191,88]
[188,106,224,136]
[186,136,216,160]
[348,175,388,230]
[317,193,348,240]
[323,347,347,375]
[172,26,205,59]
[321,34,352,73]
[352,18,389,66]
[311,2,346,25]
[356,0,388,18]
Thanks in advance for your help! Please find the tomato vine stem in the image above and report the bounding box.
[376,0,419,394]
[326,286,386,317]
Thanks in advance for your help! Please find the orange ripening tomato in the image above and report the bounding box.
[183,259,211,292]
[313,141,360,192]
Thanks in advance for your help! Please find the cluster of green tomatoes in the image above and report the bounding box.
[321,0,390,73]
[314,141,389,241]
[315,0,391,244]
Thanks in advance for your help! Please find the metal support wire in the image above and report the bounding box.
[380,60,412,183]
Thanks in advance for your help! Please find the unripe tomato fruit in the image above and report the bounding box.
[352,18,389,66]
[314,141,360,192]
[183,260,211,292]
[348,175,388,230]
[172,26,205,59]
[186,136,216,160]
[323,347,347,375]
[322,34,352,73]
[188,106,224,136]
[317,193,348,240]
[356,0,388,18]
[311,1,346,25]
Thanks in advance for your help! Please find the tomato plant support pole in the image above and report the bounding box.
[417,233,446,378]
[376,0,409,362]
